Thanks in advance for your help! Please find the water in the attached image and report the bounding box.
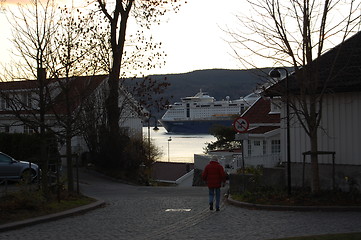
[143,127,216,163]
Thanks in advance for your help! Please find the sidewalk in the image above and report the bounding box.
[0,199,105,232]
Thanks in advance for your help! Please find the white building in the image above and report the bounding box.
[265,31,361,190]
[241,97,281,168]
[0,75,145,156]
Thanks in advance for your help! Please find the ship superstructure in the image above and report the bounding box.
[159,90,258,133]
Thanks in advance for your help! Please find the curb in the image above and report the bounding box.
[226,195,361,212]
[0,200,106,232]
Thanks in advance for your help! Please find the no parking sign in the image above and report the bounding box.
[233,117,249,133]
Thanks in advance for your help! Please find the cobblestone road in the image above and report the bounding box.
[1,169,361,240]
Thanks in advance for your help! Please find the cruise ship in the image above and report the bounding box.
[159,90,258,134]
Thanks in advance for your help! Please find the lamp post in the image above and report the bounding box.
[269,67,291,196]
[167,136,172,162]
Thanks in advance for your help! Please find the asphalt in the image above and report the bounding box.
[1,168,361,240]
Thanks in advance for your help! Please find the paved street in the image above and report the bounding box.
[1,169,361,240]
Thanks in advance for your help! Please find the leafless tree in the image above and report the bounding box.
[227,0,361,192]
[2,0,101,193]
[91,0,184,167]
[46,3,101,192]
[3,0,58,194]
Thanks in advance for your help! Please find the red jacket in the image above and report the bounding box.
[202,161,226,188]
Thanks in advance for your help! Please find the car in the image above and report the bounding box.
[0,151,40,182]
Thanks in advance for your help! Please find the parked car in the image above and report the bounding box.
[0,151,40,182]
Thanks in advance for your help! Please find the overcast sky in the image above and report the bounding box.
[1,1,357,76]
[1,0,256,76]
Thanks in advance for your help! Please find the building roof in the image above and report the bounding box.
[0,79,42,90]
[265,31,361,96]
[0,75,107,115]
[241,97,280,124]
[51,75,107,114]
[247,126,279,134]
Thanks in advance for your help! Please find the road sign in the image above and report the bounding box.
[233,117,249,133]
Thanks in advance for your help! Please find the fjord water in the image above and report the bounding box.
[143,127,216,163]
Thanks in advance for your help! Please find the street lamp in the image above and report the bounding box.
[269,67,291,196]
[167,136,172,162]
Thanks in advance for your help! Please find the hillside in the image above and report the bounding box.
[151,68,269,101]
[126,68,271,121]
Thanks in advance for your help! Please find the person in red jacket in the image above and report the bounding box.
[202,156,226,211]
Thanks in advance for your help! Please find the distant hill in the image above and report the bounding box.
[126,68,272,121]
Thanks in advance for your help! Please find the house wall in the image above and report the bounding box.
[281,92,361,165]
[120,117,143,140]
[244,133,280,157]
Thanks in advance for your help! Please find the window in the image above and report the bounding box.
[270,98,281,113]
[254,140,260,146]
[271,140,281,154]
[1,97,5,110]
[0,152,12,163]
[120,127,129,136]
[24,125,35,134]
[186,103,190,118]
[22,93,32,108]
[247,140,252,156]
[1,94,11,109]
[0,125,10,133]
[240,104,245,113]
[263,140,267,155]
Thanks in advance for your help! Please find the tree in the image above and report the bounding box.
[228,0,361,192]
[93,0,184,168]
[47,3,100,192]
[4,0,58,195]
[2,0,100,193]
[204,125,242,153]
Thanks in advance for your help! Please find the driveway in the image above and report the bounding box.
[1,168,361,240]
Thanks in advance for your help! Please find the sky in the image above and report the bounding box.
[148,0,246,74]
[0,1,358,76]
[0,0,251,76]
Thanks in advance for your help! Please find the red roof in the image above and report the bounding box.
[242,97,280,124]
[247,126,279,134]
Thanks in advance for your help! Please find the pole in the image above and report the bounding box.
[167,136,172,162]
[76,154,79,195]
[242,139,245,192]
[285,71,291,196]
[269,67,291,195]
[148,118,151,161]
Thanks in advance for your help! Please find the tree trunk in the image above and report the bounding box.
[106,64,120,135]
[310,131,320,192]
[309,96,320,193]
[38,68,49,195]
[66,135,74,192]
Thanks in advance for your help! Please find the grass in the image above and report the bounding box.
[272,232,361,240]
[0,187,96,225]
[231,187,361,206]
